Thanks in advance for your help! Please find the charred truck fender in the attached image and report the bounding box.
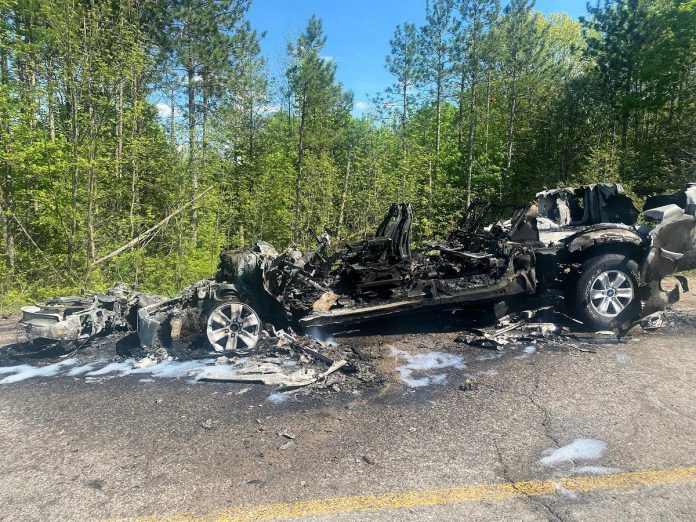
[611,203,696,332]
[137,280,241,351]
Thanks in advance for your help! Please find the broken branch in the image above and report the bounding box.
[92,186,213,266]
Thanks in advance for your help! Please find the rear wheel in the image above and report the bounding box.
[206,302,261,354]
[566,254,639,330]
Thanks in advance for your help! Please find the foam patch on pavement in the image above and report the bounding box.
[0,357,243,384]
[390,347,465,388]
[541,438,608,467]
[0,359,77,384]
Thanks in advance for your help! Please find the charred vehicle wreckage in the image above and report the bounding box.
[19,183,696,358]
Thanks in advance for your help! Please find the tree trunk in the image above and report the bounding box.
[504,65,517,196]
[86,106,96,265]
[400,80,407,195]
[248,97,254,159]
[70,88,79,270]
[466,54,477,208]
[433,63,443,225]
[619,112,628,177]
[47,61,55,143]
[428,159,433,235]
[187,66,197,243]
[0,205,12,271]
[457,69,465,153]
[0,47,13,269]
[169,88,175,148]
[484,70,491,156]
[20,10,36,131]
[0,202,13,269]
[401,81,408,158]
[86,166,96,265]
[116,79,123,180]
[202,88,208,167]
[293,90,307,240]
[435,72,442,155]
[129,74,140,237]
[337,147,352,240]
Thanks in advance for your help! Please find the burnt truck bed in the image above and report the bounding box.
[299,266,535,327]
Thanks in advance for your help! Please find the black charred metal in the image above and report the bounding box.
[214,202,538,330]
[19,286,164,343]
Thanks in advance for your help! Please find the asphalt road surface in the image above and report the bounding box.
[1,295,695,521]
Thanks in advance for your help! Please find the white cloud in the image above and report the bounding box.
[156,102,182,119]
[258,103,281,115]
[354,100,370,111]
[178,74,203,85]
[156,102,174,118]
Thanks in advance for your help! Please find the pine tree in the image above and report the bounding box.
[165,0,255,243]
[453,0,498,205]
[418,0,455,228]
[385,21,418,194]
[286,16,352,242]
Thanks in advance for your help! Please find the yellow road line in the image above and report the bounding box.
[131,466,696,522]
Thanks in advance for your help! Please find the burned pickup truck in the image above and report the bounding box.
[19,183,696,355]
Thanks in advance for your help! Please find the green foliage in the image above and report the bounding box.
[0,0,694,309]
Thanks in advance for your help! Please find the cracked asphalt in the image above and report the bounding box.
[0,296,695,520]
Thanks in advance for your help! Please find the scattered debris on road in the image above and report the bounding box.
[458,377,478,392]
[0,322,376,399]
[193,327,369,395]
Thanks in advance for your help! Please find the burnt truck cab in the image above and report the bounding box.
[528,183,696,331]
[205,183,696,345]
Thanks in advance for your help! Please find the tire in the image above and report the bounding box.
[566,253,639,330]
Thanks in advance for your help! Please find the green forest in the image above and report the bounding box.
[0,0,694,306]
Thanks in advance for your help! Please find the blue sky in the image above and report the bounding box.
[247,0,589,115]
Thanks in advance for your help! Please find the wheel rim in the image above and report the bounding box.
[589,270,634,318]
[206,302,260,354]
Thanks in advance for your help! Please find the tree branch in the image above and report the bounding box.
[92,186,214,267]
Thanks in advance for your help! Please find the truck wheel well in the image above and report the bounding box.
[568,243,643,266]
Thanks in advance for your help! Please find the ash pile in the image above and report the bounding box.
[113,325,377,397]
[194,327,375,393]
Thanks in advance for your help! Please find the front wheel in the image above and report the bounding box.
[566,254,639,330]
[206,301,261,354]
